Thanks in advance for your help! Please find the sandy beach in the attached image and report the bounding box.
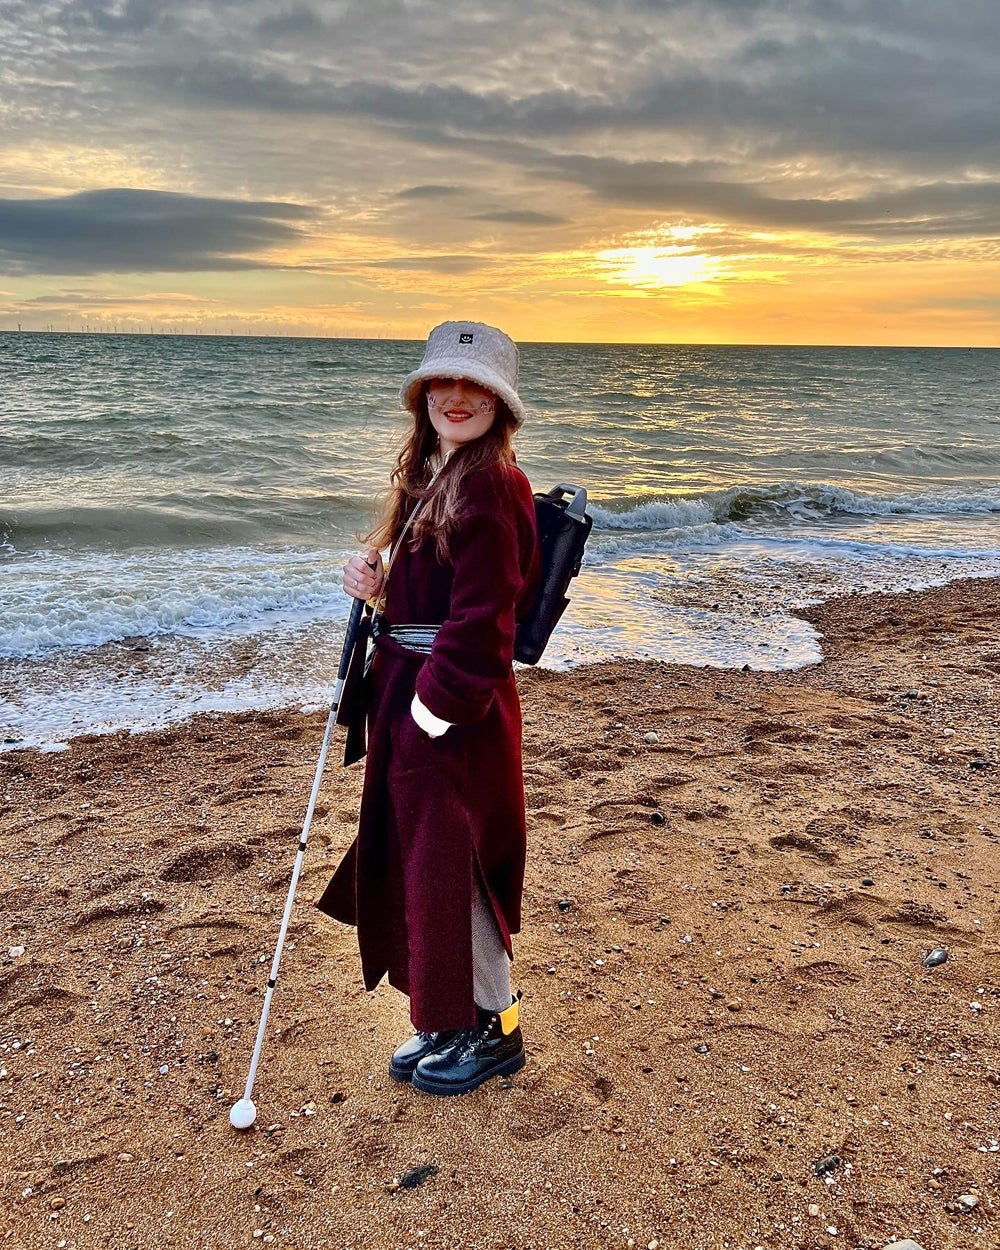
[2,577,998,1250]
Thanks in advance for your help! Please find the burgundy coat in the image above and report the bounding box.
[317,460,540,1031]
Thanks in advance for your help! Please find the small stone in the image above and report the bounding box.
[922,947,948,968]
[49,1198,66,1210]
[956,1194,978,1211]
[861,877,874,887]
[969,757,989,770]
[117,1152,134,1162]
[694,1043,710,1055]
[399,1164,438,1190]
[881,1241,924,1250]
[808,1203,820,1217]
[813,1153,840,1177]
[650,811,665,826]
[159,1064,169,1075]
[643,731,659,744]
[8,946,25,959]
[557,899,572,912]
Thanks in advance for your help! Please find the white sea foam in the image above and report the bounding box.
[589,481,1000,532]
[0,545,352,659]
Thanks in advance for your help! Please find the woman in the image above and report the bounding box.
[317,321,540,1096]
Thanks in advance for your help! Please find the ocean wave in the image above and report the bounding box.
[586,521,745,561]
[590,481,1000,531]
[0,547,351,658]
[0,495,360,552]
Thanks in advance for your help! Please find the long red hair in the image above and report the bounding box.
[366,383,519,564]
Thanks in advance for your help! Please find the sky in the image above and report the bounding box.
[1,0,998,344]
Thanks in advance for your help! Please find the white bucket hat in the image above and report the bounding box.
[399,321,525,428]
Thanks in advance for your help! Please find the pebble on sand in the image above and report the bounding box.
[922,947,948,968]
[643,731,659,744]
[883,1241,925,1250]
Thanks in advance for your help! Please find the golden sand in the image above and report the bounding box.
[1,579,998,1249]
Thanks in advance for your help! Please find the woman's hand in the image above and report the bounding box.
[343,548,385,601]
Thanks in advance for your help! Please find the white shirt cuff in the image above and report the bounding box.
[411,693,452,738]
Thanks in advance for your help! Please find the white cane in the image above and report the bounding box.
[230,595,366,1130]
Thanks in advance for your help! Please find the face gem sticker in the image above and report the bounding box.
[459,333,474,343]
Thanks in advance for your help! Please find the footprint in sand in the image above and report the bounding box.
[2,970,82,1029]
[160,840,256,882]
[796,959,861,986]
[531,807,567,826]
[808,892,884,928]
[84,869,143,900]
[74,895,166,927]
[769,831,838,863]
[505,1059,614,1141]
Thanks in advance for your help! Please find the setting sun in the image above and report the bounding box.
[597,245,722,289]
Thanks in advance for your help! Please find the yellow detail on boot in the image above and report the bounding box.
[499,998,520,1036]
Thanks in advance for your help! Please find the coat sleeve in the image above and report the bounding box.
[414,464,537,726]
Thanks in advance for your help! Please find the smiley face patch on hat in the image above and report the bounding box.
[459,332,473,343]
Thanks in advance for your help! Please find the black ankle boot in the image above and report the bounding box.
[388,1030,458,1082]
[411,997,525,1096]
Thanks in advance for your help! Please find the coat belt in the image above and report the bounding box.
[371,613,439,656]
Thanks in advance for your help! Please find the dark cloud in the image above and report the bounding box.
[371,255,492,274]
[54,0,168,35]
[531,154,1000,237]
[397,185,466,200]
[0,189,315,276]
[468,210,568,225]
[255,5,325,39]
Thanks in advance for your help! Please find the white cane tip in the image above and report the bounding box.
[229,1098,257,1130]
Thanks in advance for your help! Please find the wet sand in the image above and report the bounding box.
[1,578,998,1250]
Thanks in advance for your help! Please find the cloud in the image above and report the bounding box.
[468,210,568,225]
[370,255,493,274]
[53,0,166,35]
[95,13,996,241]
[20,288,215,306]
[0,188,316,275]
[533,154,1000,237]
[254,5,326,39]
[397,185,466,200]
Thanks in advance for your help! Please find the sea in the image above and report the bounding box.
[2,332,999,750]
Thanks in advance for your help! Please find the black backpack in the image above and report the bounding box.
[515,484,593,665]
